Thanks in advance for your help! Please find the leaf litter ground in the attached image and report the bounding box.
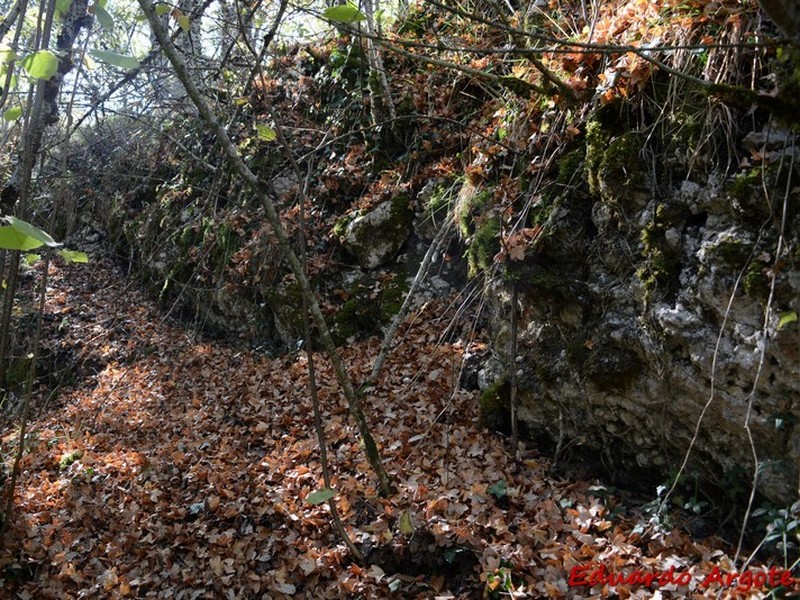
[1,254,796,599]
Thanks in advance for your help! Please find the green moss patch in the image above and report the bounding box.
[466,215,501,278]
[332,273,409,344]
[479,377,509,432]
[636,204,683,304]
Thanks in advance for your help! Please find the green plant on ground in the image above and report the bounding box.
[484,560,519,598]
[752,501,800,558]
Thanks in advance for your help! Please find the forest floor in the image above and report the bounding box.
[0,248,794,599]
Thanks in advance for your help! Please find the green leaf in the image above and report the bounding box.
[56,0,73,16]
[155,4,172,16]
[24,253,41,266]
[89,48,140,70]
[0,45,17,63]
[93,4,115,33]
[398,510,415,535]
[488,479,507,499]
[3,106,22,120]
[21,50,59,81]
[58,249,89,264]
[306,488,336,505]
[256,124,277,142]
[778,311,797,330]
[8,216,60,248]
[323,4,367,24]
[0,227,43,251]
[177,14,191,33]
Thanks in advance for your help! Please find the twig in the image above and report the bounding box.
[294,150,364,564]
[509,282,519,452]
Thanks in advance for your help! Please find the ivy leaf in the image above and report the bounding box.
[4,216,60,250]
[256,124,277,142]
[488,479,507,499]
[306,488,336,505]
[59,249,89,264]
[323,3,367,24]
[56,0,73,17]
[0,217,61,251]
[9,216,60,247]
[0,69,18,92]
[89,49,140,70]
[21,50,59,81]
[3,106,22,121]
[24,253,41,266]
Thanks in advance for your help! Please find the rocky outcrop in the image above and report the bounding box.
[103,164,460,353]
[337,196,414,269]
[480,120,800,504]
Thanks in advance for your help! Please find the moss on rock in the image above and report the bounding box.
[466,215,501,278]
[708,237,754,268]
[585,107,648,214]
[457,187,492,239]
[479,377,509,431]
[266,280,307,347]
[636,204,683,304]
[331,273,409,344]
[338,196,413,269]
[743,259,770,300]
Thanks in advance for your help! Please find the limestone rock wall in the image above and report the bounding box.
[482,122,800,504]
